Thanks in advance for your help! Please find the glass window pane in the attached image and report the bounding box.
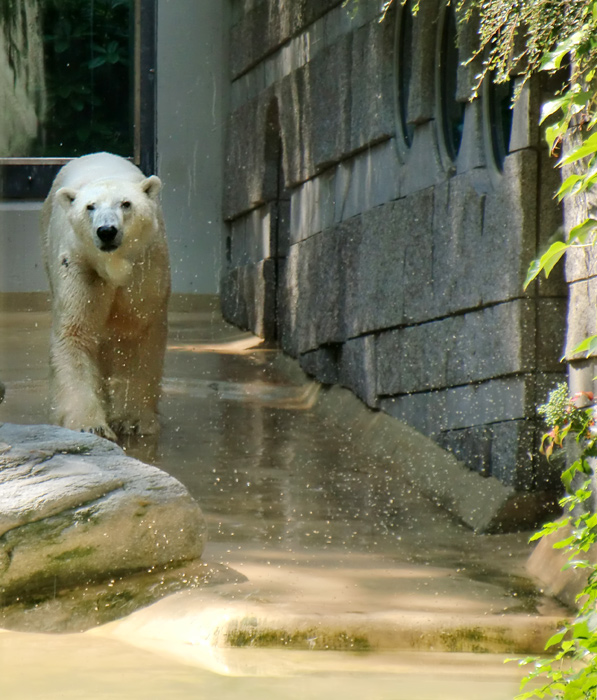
[439,6,465,161]
[0,0,134,160]
[487,76,514,171]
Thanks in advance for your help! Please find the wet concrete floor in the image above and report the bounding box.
[0,301,565,698]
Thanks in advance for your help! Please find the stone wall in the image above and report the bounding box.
[221,0,567,491]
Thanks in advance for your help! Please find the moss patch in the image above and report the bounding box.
[226,626,372,652]
[51,546,96,562]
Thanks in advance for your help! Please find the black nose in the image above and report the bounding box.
[97,225,118,243]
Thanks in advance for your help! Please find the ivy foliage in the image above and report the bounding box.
[453,4,597,697]
[378,2,597,698]
[518,385,597,700]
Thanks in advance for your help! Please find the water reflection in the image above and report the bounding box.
[0,308,560,608]
[0,305,564,697]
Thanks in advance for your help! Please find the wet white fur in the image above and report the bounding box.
[42,152,171,439]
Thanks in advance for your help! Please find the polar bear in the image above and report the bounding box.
[41,152,171,440]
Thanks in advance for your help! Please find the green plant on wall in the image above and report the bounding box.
[375,0,597,697]
[454,1,597,697]
[517,385,597,700]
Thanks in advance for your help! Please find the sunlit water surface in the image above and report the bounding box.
[0,306,555,698]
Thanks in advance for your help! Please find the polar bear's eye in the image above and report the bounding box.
[86,204,95,211]
[121,200,132,210]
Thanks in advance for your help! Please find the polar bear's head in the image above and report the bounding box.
[56,175,162,254]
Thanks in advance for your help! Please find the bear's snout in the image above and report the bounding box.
[96,225,120,251]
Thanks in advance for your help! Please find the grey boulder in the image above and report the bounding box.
[0,423,206,600]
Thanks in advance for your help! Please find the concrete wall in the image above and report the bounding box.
[220,0,568,491]
[157,0,229,294]
[0,0,229,296]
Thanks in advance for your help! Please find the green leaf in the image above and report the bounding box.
[569,334,597,358]
[544,629,567,648]
[541,30,586,71]
[524,241,570,289]
[545,122,566,151]
[568,218,597,244]
[89,56,106,69]
[540,96,569,124]
[560,131,597,166]
[557,173,584,200]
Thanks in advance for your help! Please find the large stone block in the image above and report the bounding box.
[437,426,493,478]
[220,266,250,331]
[219,260,276,339]
[345,191,433,337]
[230,1,272,79]
[277,247,300,357]
[228,205,274,267]
[230,61,266,112]
[442,377,535,430]
[224,91,274,220]
[297,0,346,36]
[377,301,535,395]
[489,420,537,491]
[448,301,535,385]
[333,141,402,224]
[563,244,597,288]
[290,169,336,244]
[377,317,458,395]
[431,175,485,318]
[381,376,538,445]
[536,298,567,371]
[561,126,597,280]
[277,69,313,187]
[508,79,542,153]
[402,206,435,323]
[380,391,446,439]
[230,0,345,80]
[299,345,341,385]
[454,4,482,104]
[228,216,249,268]
[323,0,382,46]
[292,234,321,353]
[292,216,374,353]
[339,334,378,407]
[376,328,402,397]
[305,34,352,171]
[349,16,395,152]
[363,140,403,209]
[481,150,539,304]
[438,420,539,491]
[314,227,344,346]
[400,121,446,196]
[406,0,440,125]
[455,99,486,175]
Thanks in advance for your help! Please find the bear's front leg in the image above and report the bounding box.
[50,327,117,441]
[103,314,167,436]
[48,271,117,440]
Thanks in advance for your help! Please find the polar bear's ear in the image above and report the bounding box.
[141,176,162,201]
[56,187,77,211]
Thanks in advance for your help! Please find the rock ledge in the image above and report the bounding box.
[0,423,206,600]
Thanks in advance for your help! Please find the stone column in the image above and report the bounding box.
[563,127,597,399]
